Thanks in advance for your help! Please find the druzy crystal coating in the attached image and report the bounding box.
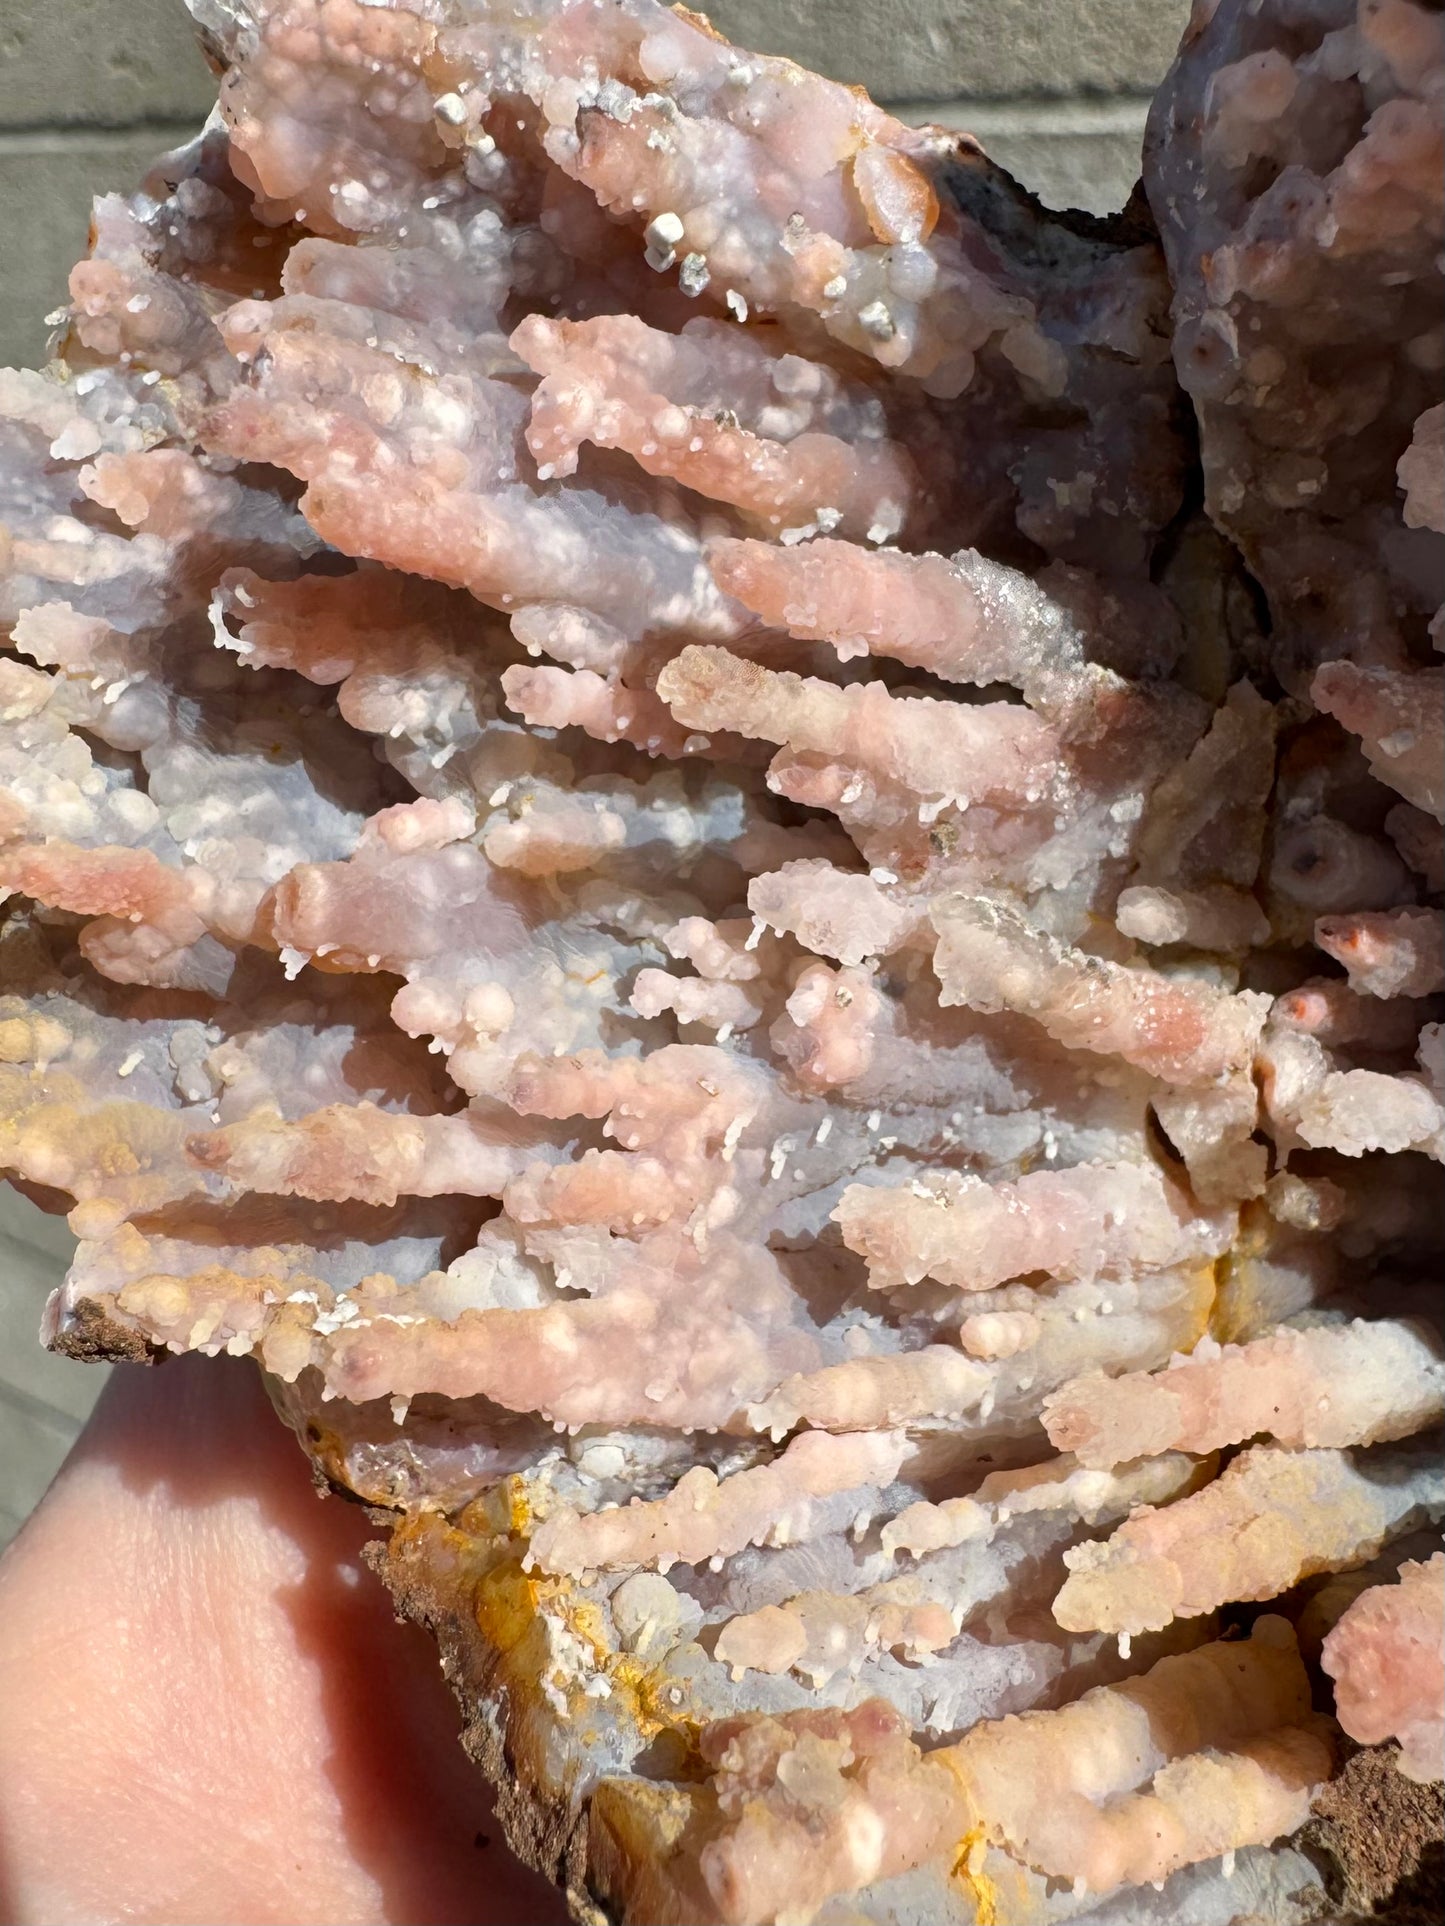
[1,2,1441,1921]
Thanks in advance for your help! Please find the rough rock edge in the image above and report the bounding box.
[49,1295,161,1365]
[364,1510,609,1926]
[1298,1743,1445,1926]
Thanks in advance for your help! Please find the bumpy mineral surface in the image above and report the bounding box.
[2,1,1442,1921]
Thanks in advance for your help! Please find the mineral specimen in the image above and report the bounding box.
[1,0,1442,1921]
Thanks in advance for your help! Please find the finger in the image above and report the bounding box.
[0,1354,568,1926]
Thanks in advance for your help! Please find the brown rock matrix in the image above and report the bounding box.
[1,1,1441,1921]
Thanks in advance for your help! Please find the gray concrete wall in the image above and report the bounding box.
[0,0,1189,1543]
[0,1,217,368]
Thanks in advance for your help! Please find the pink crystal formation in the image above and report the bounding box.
[1,1,1442,1922]
[1322,1551,1444,1784]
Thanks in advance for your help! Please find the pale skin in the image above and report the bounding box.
[0,1355,569,1926]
